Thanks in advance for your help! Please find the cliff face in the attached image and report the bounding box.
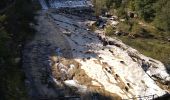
[47,12,169,99]
[23,1,170,99]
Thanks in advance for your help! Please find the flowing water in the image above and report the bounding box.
[39,0,92,9]
[38,0,48,9]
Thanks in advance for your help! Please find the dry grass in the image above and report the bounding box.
[50,56,134,99]
[50,56,92,85]
[86,87,122,100]
[60,58,80,67]
[155,80,170,93]
[73,68,92,86]
[51,64,62,80]
[51,56,81,80]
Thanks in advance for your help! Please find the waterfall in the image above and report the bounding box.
[38,0,92,9]
[38,0,48,10]
[48,0,92,9]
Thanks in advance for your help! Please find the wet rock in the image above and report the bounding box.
[108,70,112,74]
[109,49,114,53]
[103,39,108,46]
[115,30,129,36]
[82,58,86,62]
[127,83,130,87]
[115,74,119,78]
[108,40,116,45]
[125,86,129,92]
[120,61,125,65]
[87,57,91,60]
[98,56,103,60]
[83,50,94,54]
[167,38,170,42]
[141,59,150,72]
[65,33,72,37]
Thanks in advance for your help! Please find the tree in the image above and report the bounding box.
[128,0,135,11]
[106,0,114,9]
[134,0,157,21]
[154,0,170,32]
[0,0,35,99]
[93,0,106,16]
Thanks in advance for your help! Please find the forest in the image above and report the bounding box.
[93,0,170,33]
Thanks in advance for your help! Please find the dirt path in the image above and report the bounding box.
[22,10,72,99]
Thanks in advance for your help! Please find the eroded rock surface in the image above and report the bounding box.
[46,10,169,99]
[23,2,170,99]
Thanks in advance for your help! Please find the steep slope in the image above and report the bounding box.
[23,11,73,99]
[23,0,170,99]
[46,10,169,99]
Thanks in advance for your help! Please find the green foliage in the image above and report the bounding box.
[104,0,170,33]
[0,0,14,9]
[134,0,157,21]
[105,25,115,36]
[130,22,142,34]
[0,15,11,59]
[119,37,170,65]
[0,0,36,99]
[6,0,35,42]
[93,0,170,73]
[89,23,97,32]
[117,22,130,33]
[116,7,127,18]
[111,0,122,8]
[92,0,123,16]
[117,20,155,38]
[0,29,10,57]
[105,0,114,9]
[154,0,170,32]
[128,0,135,11]
[92,0,107,16]
[0,15,6,22]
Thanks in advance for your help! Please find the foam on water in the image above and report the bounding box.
[39,0,92,9]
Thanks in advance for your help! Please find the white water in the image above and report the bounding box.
[39,0,92,9]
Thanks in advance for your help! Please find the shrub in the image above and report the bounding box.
[117,22,130,33]
[105,25,115,36]
[119,37,170,66]
[89,23,97,32]
[130,23,153,38]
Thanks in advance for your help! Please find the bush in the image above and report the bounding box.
[105,25,115,36]
[119,37,170,66]
[0,0,36,99]
[134,0,156,22]
[117,22,131,33]
[116,7,127,18]
[130,23,153,38]
[154,0,170,33]
[131,23,143,35]
[89,23,97,32]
